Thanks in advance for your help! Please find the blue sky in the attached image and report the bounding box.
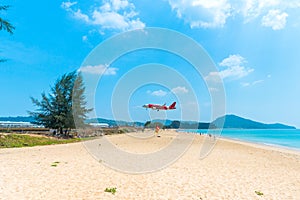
[1,0,300,127]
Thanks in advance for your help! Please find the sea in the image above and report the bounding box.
[182,129,300,151]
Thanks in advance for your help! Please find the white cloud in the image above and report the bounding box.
[208,87,219,92]
[148,90,167,97]
[92,10,131,30]
[168,0,231,28]
[261,9,288,30]
[204,72,223,83]
[146,87,188,97]
[73,9,89,23]
[238,0,281,21]
[79,64,118,75]
[219,54,254,79]
[205,54,253,83]
[239,0,300,19]
[82,35,88,41]
[253,80,264,85]
[241,79,264,87]
[167,0,300,30]
[171,86,188,94]
[111,0,130,11]
[61,0,145,33]
[241,82,250,87]
[61,1,77,10]
[219,65,254,79]
[219,54,246,68]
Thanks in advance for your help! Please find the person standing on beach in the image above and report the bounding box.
[155,125,160,136]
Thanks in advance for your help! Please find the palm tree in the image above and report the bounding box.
[0,5,15,34]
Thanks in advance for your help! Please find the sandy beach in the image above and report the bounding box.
[1,130,300,200]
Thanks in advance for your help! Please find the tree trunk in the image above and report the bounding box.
[65,129,69,137]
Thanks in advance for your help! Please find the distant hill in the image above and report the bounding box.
[212,114,296,129]
[163,120,216,129]
[1,115,296,129]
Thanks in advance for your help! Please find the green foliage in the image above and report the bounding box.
[0,5,15,34]
[0,5,15,62]
[144,121,151,127]
[170,120,180,129]
[0,5,10,10]
[51,161,60,167]
[104,187,117,195]
[255,191,264,196]
[30,72,92,134]
[72,72,93,128]
[0,134,81,148]
[144,121,163,128]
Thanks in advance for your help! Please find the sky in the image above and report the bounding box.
[1,0,300,128]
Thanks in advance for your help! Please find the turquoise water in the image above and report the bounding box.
[182,129,300,150]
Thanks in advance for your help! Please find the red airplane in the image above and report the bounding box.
[143,102,176,111]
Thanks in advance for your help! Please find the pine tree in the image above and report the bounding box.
[72,73,92,128]
[0,5,15,62]
[30,72,92,136]
[0,5,15,34]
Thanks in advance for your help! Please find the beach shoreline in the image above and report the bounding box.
[177,129,300,154]
[1,130,299,199]
[218,136,300,155]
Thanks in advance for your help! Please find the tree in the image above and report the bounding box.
[170,120,180,129]
[0,5,15,62]
[144,121,151,128]
[143,121,163,129]
[29,72,92,135]
[0,5,15,34]
[72,73,92,128]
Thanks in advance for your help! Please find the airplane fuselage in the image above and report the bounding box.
[142,102,176,111]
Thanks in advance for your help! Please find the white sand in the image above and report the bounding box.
[1,130,300,199]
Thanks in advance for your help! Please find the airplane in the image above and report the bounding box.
[142,102,176,111]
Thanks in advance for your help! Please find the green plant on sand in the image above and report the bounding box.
[51,161,60,167]
[105,187,117,195]
[255,191,264,196]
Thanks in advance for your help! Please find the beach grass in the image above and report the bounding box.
[0,134,82,148]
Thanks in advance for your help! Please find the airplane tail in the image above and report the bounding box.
[168,102,176,109]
